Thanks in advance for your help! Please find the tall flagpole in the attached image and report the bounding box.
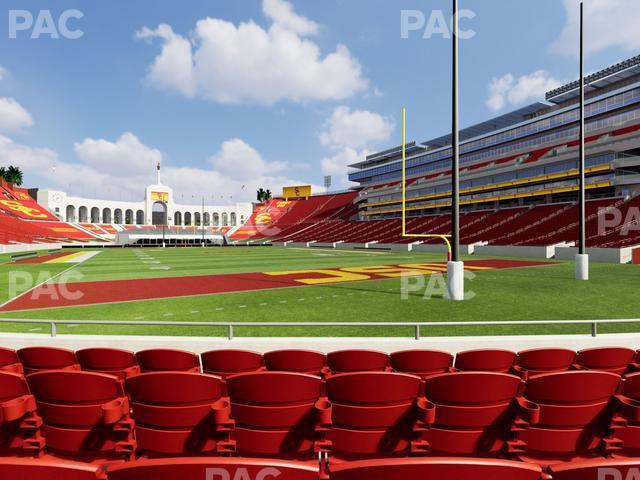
[576,1,589,280]
[447,0,464,300]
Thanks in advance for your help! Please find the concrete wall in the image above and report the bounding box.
[0,243,63,255]
[554,246,633,263]
[474,244,556,259]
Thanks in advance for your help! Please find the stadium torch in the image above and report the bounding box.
[576,1,589,280]
[447,0,464,301]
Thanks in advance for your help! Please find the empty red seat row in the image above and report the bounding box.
[3,346,639,380]
[5,368,640,468]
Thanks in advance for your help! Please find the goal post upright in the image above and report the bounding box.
[401,107,453,261]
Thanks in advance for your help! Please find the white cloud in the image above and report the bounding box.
[0,132,312,203]
[551,0,640,57]
[486,70,562,111]
[262,0,319,36]
[321,147,368,189]
[0,97,34,132]
[319,106,394,150]
[74,132,163,177]
[136,0,367,104]
[210,138,288,181]
[0,66,7,80]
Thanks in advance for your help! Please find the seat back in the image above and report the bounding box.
[264,350,326,376]
[0,458,101,480]
[126,372,231,455]
[330,458,543,480]
[326,372,427,458]
[549,459,640,480]
[327,350,389,374]
[26,371,133,459]
[390,350,453,378]
[17,347,79,375]
[226,372,327,457]
[422,372,530,455]
[513,348,576,378]
[136,349,200,372]
[516,371,621,460]
[0,371,43,455]
[574,347,635,374]
[0,347,22,374]
[454,349,515,373]
[106,458,320,480]
[201,350,264,377]
[76,348,140,379]
[611,372,640,455]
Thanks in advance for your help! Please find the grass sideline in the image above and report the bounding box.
[0,246,638,337]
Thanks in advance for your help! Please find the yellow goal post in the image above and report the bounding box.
[401,107,452,261]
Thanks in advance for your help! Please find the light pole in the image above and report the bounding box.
[576,1,589,280]
[447,0,464,301]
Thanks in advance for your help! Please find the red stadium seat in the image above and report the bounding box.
[422,372,538,456]
[325,372,432,459]
[264,350,327,377]
[76,348,140,379]
[106,458,320,480]
[0,458,102,480]
[17,347,80,375]
[510,370,622,466]
[512,348,576,379]
[454,349,516,373]
[226,371,329,458]
[126,372,234,456]
[610,372,640,457]
[549,459,640,480]
[0,347,23,374]
[0,371,43,456]
[389,350,454,378]
[136,349,200,373]
[26,370,134,461]
[326,350,389,375]
[201,349,264,377]
[329,458,544,480]
[573,347,636,375]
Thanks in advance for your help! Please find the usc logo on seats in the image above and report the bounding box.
[0,199,49,218]
[206,467,281,480]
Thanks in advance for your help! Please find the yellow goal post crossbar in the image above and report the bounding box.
[401,107,452,261]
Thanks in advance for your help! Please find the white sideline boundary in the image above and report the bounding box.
[1,332,640,354]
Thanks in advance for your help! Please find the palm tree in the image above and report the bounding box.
[0,167,6,183]
[4,166,23,186]
[265,189,272,200]
[256,188,267,202]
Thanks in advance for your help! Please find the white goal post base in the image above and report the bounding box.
[447,261,465,301]
[576,254,589,281]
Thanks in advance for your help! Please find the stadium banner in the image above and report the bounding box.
[282,185,311,198]
[151,191,169,202]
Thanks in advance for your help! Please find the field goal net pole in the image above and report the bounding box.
[400,107,453,263]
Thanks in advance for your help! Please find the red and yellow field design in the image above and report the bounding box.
[0,259,553,312]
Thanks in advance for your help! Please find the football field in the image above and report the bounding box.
[0,246,638,337]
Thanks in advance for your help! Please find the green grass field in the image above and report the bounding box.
[0,246,638,337]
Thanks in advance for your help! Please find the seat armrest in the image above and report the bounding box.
[514,396,539,425]
[101,397,129,425]
[417,397,436,425]
[0,395,36,422]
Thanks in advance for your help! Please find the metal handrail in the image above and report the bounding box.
[0,318,639,339]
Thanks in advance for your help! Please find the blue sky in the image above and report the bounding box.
[0,0,638,203]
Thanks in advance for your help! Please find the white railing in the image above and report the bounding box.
[0,318,639,339]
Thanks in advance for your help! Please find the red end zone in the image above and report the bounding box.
[0,259,556,312]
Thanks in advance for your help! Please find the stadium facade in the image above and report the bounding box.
[350,56,640,219]
[36,173,253,228]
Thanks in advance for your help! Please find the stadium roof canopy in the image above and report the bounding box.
[421,102,549,148]
[546,54,640,104]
